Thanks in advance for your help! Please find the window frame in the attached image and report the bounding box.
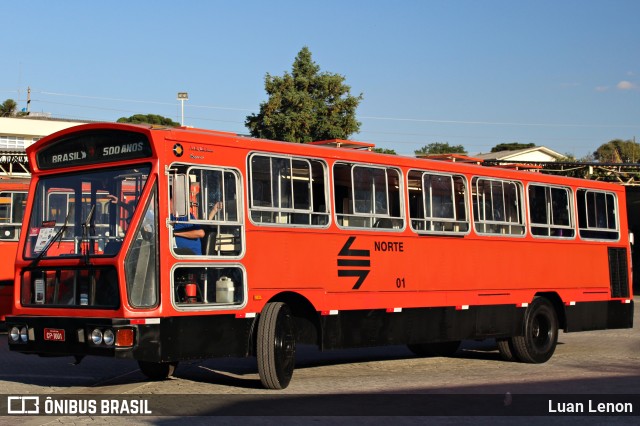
[183,165,243,225]
[0,135,25,149]
[170,263,248,311]
[333,162,404,231]
[0,190,27,241]
[472,176,526,237]
[527,183,576,239]
[408,170,470,236]
[167,163,245,258]
[576,188,620,241]
[248,152,330,228]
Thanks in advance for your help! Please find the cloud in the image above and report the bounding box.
[617,80,638,90]
[595,86,609,92]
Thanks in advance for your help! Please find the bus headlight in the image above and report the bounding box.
[8,326,28,344]
[9,326,20,343]
[90,329,103,345]
[103,329,115,346]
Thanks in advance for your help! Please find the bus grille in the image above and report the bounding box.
[608,247,630,298]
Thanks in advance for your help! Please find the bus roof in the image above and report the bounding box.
[28,122,624,192]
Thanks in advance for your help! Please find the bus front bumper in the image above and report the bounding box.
[5,316,157,360]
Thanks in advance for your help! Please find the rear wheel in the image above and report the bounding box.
[408,340,461,357]
[512,297,558,363]
[257,302,296,389]
[138,361,178,380]
[497,338,518,361]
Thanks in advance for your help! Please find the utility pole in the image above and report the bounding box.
[177,92,188,126]
[27,87,31,114]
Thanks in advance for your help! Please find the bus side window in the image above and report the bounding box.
[409,171,469,234]
[528,184,575,238]
[173,266,245,307]
[249,154,329,227]
[472,177,525,236]
[179,167,244,257]
[0,191,27,241]
[577,189,619,240]
[334,162,403,230]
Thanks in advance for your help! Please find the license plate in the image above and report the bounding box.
[44,328,65,342]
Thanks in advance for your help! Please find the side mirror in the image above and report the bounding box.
[173,174,189,217]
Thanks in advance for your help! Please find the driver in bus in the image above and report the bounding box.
[208,200,223,220]
[170,190,205,255]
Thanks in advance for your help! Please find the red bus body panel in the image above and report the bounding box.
[6,123,633,369]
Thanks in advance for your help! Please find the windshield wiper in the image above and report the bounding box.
[30,209,73,268]
[81,205,96,265]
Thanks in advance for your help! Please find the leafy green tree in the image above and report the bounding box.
[0,99,18,117]
[246,46,363,142]
[490,142,535,152]
[414,142,467,156]
[117,114,180,127]
[593,139,640,163]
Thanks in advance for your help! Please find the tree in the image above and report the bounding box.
[490,142,535,152]
[593,139,640,163]
[117,114,180,127]
[0,99,18,117]
[246,46,363,143]
[372,148,397,155]
[414,142,467,156]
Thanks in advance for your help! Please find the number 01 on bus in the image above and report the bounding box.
[6,123,633,389]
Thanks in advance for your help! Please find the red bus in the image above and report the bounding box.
[0,178,29,323]
[7,123,633,389]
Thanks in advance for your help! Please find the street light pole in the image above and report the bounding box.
[177,92,188,126]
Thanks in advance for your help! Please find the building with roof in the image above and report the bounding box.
[0,116,89,176]
[475,146,566,163]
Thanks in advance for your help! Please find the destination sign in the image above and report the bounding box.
[37,130,153,169]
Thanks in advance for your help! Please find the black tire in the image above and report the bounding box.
[138,360,178,380]
[408,340,461,357]
[257,302,296,390]
[511,297,558,363]
[497,338,518,361]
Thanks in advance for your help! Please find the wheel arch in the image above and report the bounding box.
[534,291,566,331]
[267,291,321,346]
[248,291,321,356]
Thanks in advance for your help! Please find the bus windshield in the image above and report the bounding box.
[25,165,150,260]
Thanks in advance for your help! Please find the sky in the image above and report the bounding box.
[1,0,639,158]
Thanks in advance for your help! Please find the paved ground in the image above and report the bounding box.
[0,297,637,425]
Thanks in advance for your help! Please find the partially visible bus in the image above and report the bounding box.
[6,123,633,389]
[0,178,29,323]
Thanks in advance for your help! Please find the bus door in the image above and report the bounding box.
[168,164,246,309]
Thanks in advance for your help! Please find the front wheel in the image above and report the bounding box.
[511,297,558,363]
[257,302,296,389]
[138,360,178,380]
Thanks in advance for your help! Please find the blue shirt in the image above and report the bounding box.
[172,214,202,255]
